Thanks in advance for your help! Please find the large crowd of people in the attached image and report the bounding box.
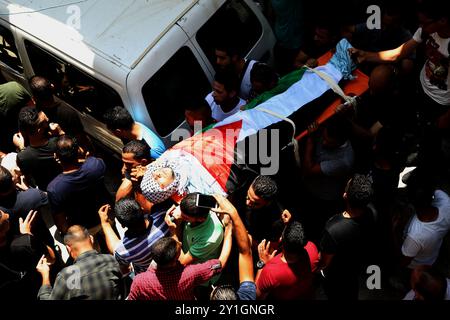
[0,0,449,301]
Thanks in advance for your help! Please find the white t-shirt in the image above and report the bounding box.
[413,28,450,106]
[239,59,258,101]
[402,190,450,268]
[403,279,450,300]
[205,92,246,122]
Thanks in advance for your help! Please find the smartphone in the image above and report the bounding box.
[195,194,218,209]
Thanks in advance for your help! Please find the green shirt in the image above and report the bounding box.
[0,81,31,117]
[182,212,224,263]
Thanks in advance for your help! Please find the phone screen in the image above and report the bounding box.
[196,194,217,209]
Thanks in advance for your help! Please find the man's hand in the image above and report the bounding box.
[19,210,37,235]
[164,205,181,231]
[348,48,366,64]
[98,204,112,225]
[13,132,25,151]
[36,255,51,276]
[281,209,292,224]
[15,174,29,191]
[306,121,319,135]
[258,239,277,264]
[211,194,238,216]
[130,165,147,187]
[49,123,65,137]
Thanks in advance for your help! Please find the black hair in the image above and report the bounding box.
[29,75,53,102]
[281,221,306,254]
[210,285,238,300]
[345,174,374,208]
[103,106,134,131]
[215,37,242,58]
[214,69,240,93]
[184,96,211,112]
[418,0,450,21]
[122,139,152,161]
[0,166,13,194]
[114,198,145,228]
[324,114,351,144]
[18,106,41,135]
[55,135,79,164]
[251,175,278,201]
[150,237,179,266]
[180,193,210,218]
[250,63,278,87]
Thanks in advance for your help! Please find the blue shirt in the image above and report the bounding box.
[136,122,166,159]
[114,209,169,274]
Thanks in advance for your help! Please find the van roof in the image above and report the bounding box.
[0,0,199,69]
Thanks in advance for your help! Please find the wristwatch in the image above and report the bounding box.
[256,260,265,269]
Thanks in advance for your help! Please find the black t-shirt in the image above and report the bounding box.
[320,212,374,277]
[0,234,47,299]
[40,99,84,136]
[244,201,285,243]
[16,137,62,191]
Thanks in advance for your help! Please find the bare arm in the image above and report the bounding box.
[349,38,420,64]
[98,204,121,254]
[115,178,133,202]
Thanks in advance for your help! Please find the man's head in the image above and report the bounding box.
[246,175,278,210]
[313,17,339,49]
[63,225,94,259]
[417,0,450,34]
[114,198,146,230]
[369,64,395,96]
[322,115,351,148]
[212,69,240,106]
[55,135,80,166]
[250,63,278,97]
[103,106,134,140]
[210,285,238,300]
[180,193,210,223]
[214,42,241,70]
[0,165,14,198]
[122,139,152,173]
[344,174,374,209]
[18,107,50,138]
[184,97,215,132]
[410,265,447,300]
[29,75,54,106]
[150,237,181,268]
[407,176,435,208]
[281,221,307,258]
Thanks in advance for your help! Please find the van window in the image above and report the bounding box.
[142,46,211,137]
[0,25,23,73]
[24,40,124,122]
[196,0,263,68]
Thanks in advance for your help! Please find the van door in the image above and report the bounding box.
[0,23,28,87]
[178,0,276,74]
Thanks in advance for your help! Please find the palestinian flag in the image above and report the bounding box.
[141,39,368,202]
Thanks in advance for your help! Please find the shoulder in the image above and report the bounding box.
[17,188,48,206]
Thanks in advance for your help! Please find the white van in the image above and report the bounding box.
[0,0,276,154]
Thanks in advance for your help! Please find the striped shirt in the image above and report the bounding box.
[114,210,169,274]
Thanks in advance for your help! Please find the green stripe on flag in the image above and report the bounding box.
[243,67,307,110]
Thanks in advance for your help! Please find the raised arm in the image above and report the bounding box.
[349,38,420,64]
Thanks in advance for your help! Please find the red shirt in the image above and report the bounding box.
[127,259,222,300]
[256,242,319,300]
